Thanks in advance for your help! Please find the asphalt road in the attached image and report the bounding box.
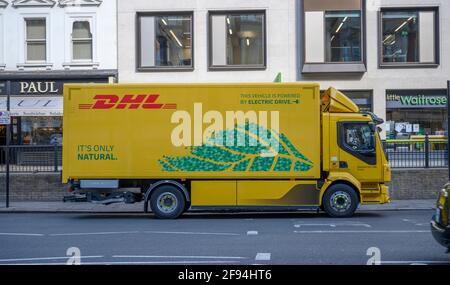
[0,210,449,265]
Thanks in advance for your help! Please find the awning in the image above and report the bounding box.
[0,96,62,116]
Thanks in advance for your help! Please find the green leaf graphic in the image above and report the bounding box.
[158,123,314,172]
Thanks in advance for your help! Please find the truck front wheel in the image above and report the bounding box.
[322,184,359,218]
[150,185,186,219]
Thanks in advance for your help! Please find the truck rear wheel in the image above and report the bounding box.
[322,184,358,218]
[150,185,186,219]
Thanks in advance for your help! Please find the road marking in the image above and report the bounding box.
[49,231,140,236]
[0,256,103,262]
[294,230,430,234]
[247,231,258,235]
[255,253,271,261]
[0,232,44,237]
[112,255,246,259]
[143,231,240,236]
[402,219,428,226]
[294,223,371,228]
[381,261,450,265]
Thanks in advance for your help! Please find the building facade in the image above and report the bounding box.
[118,0,450,139]
[0,0,117,146]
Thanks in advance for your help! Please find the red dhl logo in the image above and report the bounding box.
[79,94,177,110]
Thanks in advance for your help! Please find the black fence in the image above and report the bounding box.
[0,145,62,173]
[0,139,448,173]
[383,136,448,168]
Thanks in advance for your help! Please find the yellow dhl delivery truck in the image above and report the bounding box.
[62,83,391,219]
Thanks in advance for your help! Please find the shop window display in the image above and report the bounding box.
[20,117,62,145]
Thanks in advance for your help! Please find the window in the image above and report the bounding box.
[339,122,376,165]
[138,12,193,71]
[343,123,375,152]
[72,21,92,61]
[209,11,265,69]
[20,117,62,145]
[302,0,365,73]
[386,109,447,138]
[25,18,46,62]
[382,11,418,63]
[321,90,372,112]
[325,11,361,62]
[380,8,438,66]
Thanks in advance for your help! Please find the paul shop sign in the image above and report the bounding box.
[0,79,108,96]
[386,89,447,109]
[0,81,60,95]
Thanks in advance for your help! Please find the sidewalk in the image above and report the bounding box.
[0,200,436,213]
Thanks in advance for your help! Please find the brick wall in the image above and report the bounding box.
[0,169,448,202]
[388,168,448,200]
[0,173,66,202]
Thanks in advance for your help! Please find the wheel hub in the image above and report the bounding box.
[330,191,352,212]
[157,192,178,213]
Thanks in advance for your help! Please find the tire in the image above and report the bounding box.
[150,185,186,219]
[322,184,359,218]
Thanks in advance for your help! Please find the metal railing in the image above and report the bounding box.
[0,145,62,173]
[383,136,448,168]
[0,138,448,173]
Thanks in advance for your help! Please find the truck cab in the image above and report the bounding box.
[319,88,390,215]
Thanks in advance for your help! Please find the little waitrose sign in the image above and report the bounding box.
[386,89,448,109]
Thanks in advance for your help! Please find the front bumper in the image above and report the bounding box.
[380,184,390,204]
[431,217,450,249]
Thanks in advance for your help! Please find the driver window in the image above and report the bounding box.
[343,123,375,152]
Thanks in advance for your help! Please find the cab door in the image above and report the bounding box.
[336,121,382,183]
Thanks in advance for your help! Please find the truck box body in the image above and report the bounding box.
[62,83,321,182]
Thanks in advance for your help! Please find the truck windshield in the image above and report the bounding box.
[343,123,375,152]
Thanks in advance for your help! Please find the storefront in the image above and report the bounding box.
[0,71,116,145]
[385,89,447,139]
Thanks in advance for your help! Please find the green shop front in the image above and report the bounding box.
[385,89,448,139]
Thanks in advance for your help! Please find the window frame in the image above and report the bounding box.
[378,6,440,68]
[71,19,93,62]
[208,10,267,71]
[63,14,97,68]
[301,0,367,74]
[24,17,47,63]
[136,11,194,72]
[323,10,363,64]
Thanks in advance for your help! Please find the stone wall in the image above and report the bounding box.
[0,169,448,202]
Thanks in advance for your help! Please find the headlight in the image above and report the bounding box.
[435,188,449,227]
[437,189,447,207]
